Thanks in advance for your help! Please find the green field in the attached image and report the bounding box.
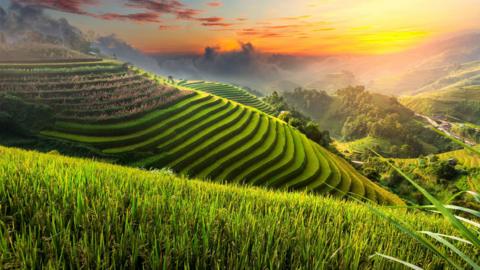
[335,136,392,156]
[0,146,472,269]
[178,80,276,115]
[397,145,480,169]
[0,59,402,205]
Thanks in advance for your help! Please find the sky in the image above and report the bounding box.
[2,0,480,55]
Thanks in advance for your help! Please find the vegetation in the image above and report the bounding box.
[178,80,276,115]
[280,86,458,157]
[0,59,401,205]
[263,91,332,148]
[0,146,474,269]
[0,43,94,62]
[367,130,480,270]
[451,122,480,144]
[361,155,478,205]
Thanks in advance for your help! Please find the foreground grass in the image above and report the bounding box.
[0,146,473,269]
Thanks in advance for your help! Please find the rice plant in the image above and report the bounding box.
[0,146,475,269]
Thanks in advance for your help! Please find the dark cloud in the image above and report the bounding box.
[196,17,235,27]
[13,0,98,15]
[0,3,91,52]
[95,34,161,72]
[13,0,238,28]
[125,0,201,20]
[98,12,160,23]
[197,16,223,23]
[151,42,292,89]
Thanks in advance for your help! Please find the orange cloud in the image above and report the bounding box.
[206,1,222,7]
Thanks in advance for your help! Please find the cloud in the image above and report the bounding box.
[278,15,311,21]
[13,0,202,23]
[125,0,201,20]
[197,16,223,23]
[13,0,98,15]
[206,1,222,7]
[0,3,91,52]
[13,0,245,30]
[98,12,160,23]
[196,16,234,27]
[201,22,233,27]
[158,24,181,30]
[154,42,287,87]
[95,34,161,72]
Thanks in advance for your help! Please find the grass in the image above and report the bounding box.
[367,127,480,269]
[1,59,402,205]
[0,146,474,269]
[335,136,393,157]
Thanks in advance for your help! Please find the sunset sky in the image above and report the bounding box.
[2,0,480,55]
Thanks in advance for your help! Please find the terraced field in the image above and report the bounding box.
[178,80,276,115]
[0,59,402,205]
[0,59,192,122]
[397,145,480,169]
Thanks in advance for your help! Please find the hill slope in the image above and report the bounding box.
[400,61,480,124]
[397,145,480,169]
[0,146,467,269]
[279,87,456,157]
[0,59,401,204]
[178,80,276,114]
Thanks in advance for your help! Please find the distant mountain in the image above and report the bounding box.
[400,61,480,124]
[371,31,480,95]
[0,4,92,56]
[305,71,356,93]
[265,79,302,93]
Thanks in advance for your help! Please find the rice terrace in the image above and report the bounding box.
[0,0,479,269]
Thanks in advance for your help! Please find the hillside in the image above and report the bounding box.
[0,146,472,269]
[398,145,480,170]
[0,43,94,62]
[177,80,276,114]
[278,87,457,157]
[0,59,401,205]
[400,61,480,124]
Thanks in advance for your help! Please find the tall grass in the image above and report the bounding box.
[368,127,480,269]
[0,146,474,269]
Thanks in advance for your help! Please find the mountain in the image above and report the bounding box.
[400,60,480,124]
[370,31,480,95]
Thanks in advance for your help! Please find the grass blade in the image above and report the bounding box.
[353,197,463,270]
[427,126,480,156]
[371,149,480,249]
[419,231,472,245]
[369,252,424,270]
[421,231,480,270]
[420,205,480,218]
[466,191,480,203]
